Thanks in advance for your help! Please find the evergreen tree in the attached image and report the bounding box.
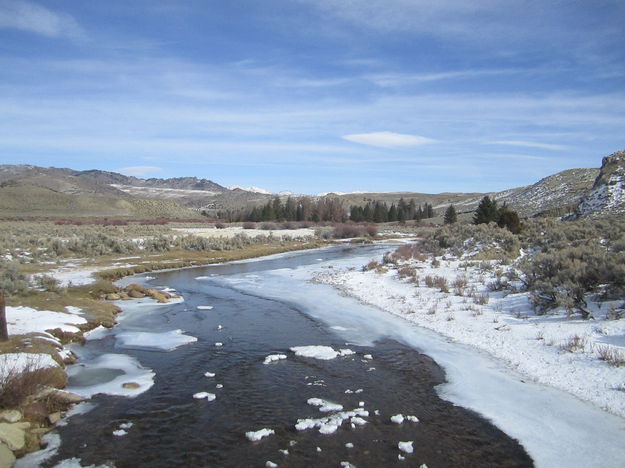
[473,196,499,224]
[388,204,398,222]
[444,204,457,224]
[408,199,417,220]
[498,206,522,234]
[398,208,406,224]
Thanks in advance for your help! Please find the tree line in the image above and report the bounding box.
[218,197,347,223]
[349,199,434,222]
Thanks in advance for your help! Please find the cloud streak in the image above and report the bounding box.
[488,140,568,151]
[342,132,435,148]
[0,0,83,38]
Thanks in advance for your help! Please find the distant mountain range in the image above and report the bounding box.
[1,150,623,219]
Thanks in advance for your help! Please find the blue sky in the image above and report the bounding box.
[1,0,624,194]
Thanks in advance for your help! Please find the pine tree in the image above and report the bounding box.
[444,204,457,224]
[473,196,499,224]
[388,204,398,222]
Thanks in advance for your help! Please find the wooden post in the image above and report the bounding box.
[0,292,8,341]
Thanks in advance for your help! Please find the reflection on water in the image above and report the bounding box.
[50,246,532,468]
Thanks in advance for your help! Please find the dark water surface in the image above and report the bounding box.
[49,245,532,468]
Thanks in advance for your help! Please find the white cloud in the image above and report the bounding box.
[0,0,83,38]
[489,140,568,151]
[118,166,163,178]
[342,131,435,148]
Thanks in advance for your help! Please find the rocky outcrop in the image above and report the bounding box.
[578,150,625,217]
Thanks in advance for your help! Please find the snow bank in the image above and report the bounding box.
[321,261,625,418]
[115,329,197,351]
[7,306,87,336]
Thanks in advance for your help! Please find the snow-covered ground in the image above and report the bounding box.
[317,257,625,419]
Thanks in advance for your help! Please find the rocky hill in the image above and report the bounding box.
[578,150,625,217]
[495,168,599,218]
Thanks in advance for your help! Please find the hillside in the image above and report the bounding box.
[0,166,201,219]
[1,151,622,219]
[578,150,625,217]
[496,168,599,218]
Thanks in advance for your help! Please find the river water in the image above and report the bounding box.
[32,244,618,467]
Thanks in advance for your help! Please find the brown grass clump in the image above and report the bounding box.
[0,359,66,409]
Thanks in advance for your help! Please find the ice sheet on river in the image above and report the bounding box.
[66,353,155,398]
[115,329,197,351]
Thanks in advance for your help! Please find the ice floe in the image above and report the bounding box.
[246,428,275,441]
[290,345,344,360]
[265,462,277,468]
[197,305,214,310]
[295,407,369,434]
[307,398,343,412]
[115,329,197,351]
[204,371,216,378]
[193,392,216,401]
[263,354,287,365]
[398,441,414,454]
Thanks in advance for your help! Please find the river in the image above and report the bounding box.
[28,244,625,467]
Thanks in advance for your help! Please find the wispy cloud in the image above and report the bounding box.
[342,131,435,148]
[118,166,163,178]
[489,140,568,151]
[0,0,83,38]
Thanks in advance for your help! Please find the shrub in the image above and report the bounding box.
[214,222,226,229]
[0,259,30,295]
[242,222,256,229]
[452,276,468,296]
[363,260,380,271]
[260,222,279,231]
[559,334,587,353]
[596,346,625,367]
[34,274,63,293]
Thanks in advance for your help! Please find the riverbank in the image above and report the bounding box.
[316,249,625,419]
